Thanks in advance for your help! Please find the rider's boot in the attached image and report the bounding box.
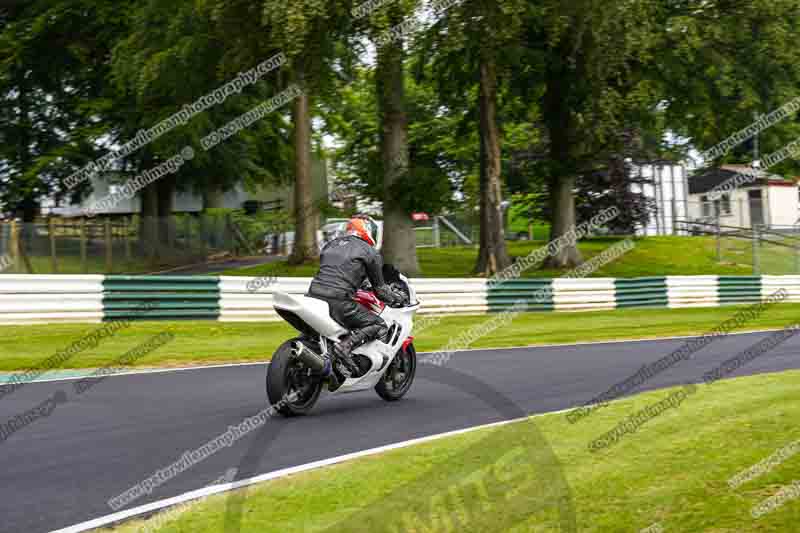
[331,323,388,374]
[330,332,362,377]
[326,366,342,392]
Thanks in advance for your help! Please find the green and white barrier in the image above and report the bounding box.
[763,275,800,302]
[0,274,798,325]
[0,275,104,324]
[103,276,220,321]
[217,277,490,322]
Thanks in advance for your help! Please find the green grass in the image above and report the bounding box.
[103,369,800,532]
[225,236,786,279]
[1,303,799,372]
[719,236,800,275]
[3,248,196,275]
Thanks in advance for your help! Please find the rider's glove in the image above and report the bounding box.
[375,284,405,307]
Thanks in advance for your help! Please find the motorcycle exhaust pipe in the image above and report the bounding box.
[291,341,328,374]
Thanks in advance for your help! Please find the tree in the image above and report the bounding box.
[0,0,133,219]
[654,0,800,175]
[322,63,461,219]
[514,0,800,268]
[412,0,532,275]
[358,1,421,275]
[574,128,659,234]
[257,0,355,264]
[112,0,292,254]
[531,0,662,267]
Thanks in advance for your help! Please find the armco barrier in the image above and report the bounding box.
[0,275,797,325]
[218,277,309,322]
[488,279,553,312]
[103,276,220,321]
[666,276,719,308]
[615,277,668,309]
[0,275,104,325]
[217,277,489,322]
[718,276,762,305]
[762,276,800,302]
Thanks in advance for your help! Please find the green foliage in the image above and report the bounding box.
[0,0,134,212]
[112,0,292,195]
[657,0,800,175]
[507,193,548,234]
[4,0,800,255]
[324,65,461,214]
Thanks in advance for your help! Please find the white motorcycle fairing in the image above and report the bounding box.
[272,275,419,393]
[272,292,348,339]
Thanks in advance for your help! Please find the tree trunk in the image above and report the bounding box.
[376,32,420,276]
[203,187,225,209]
[474,56,511,276]
[20,197,38,223]
[17,197,37,273]
[157,175,176,256]
[288,65,319,265]
[543,61,582,269]
[545,174,582,267]
[138,182,159,258]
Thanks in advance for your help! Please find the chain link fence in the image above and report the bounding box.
[680,218,800,275]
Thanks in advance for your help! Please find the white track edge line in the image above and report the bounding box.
[50,411,568,533]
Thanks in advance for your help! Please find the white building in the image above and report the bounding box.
[687,165,799,229]
[630,163,690,236]
[44,174,250,216]
[45,155,329,217]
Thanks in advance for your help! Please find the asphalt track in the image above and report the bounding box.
[1,330,799,533]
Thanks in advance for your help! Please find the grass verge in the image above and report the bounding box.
[103,369,800,532]
[223,236,783,278]
[0,303,799,372]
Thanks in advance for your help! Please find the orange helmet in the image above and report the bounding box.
[346,215,378,247]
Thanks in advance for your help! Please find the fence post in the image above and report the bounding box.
[716,215,721,262]
[80,217,88,274]
[671,197,678,235]
[9,220,19,272]
[796,243,800,275]
[49,217,58,273]
[225,214,235,255]
[752,225,760,275]
[199,214,208,258]
[105,217,113,273]
[184,215,192,257]
[16,221,34,273]
[125,216,132,266]
[739,198,744,227]
[433,217,441,248]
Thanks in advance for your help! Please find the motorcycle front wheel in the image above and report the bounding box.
[266,338,323,417]
[375,343,417,401]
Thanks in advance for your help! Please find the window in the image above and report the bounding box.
[720,193,732,215]
[701,193,732,218]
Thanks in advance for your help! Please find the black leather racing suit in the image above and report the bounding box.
[307,235,402,350]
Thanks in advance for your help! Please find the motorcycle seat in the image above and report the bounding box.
[273,292,348,338]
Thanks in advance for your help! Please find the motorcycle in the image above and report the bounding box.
[266,265,420,416]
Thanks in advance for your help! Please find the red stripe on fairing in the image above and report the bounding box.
[354,290,385,314]
[402,336,414,352]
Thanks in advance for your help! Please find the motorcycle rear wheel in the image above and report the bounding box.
[267,338,323,417]
[375,343,417,401]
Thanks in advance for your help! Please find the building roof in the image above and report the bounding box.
[688,165,791,195]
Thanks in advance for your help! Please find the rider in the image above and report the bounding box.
[307,215,405,384]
